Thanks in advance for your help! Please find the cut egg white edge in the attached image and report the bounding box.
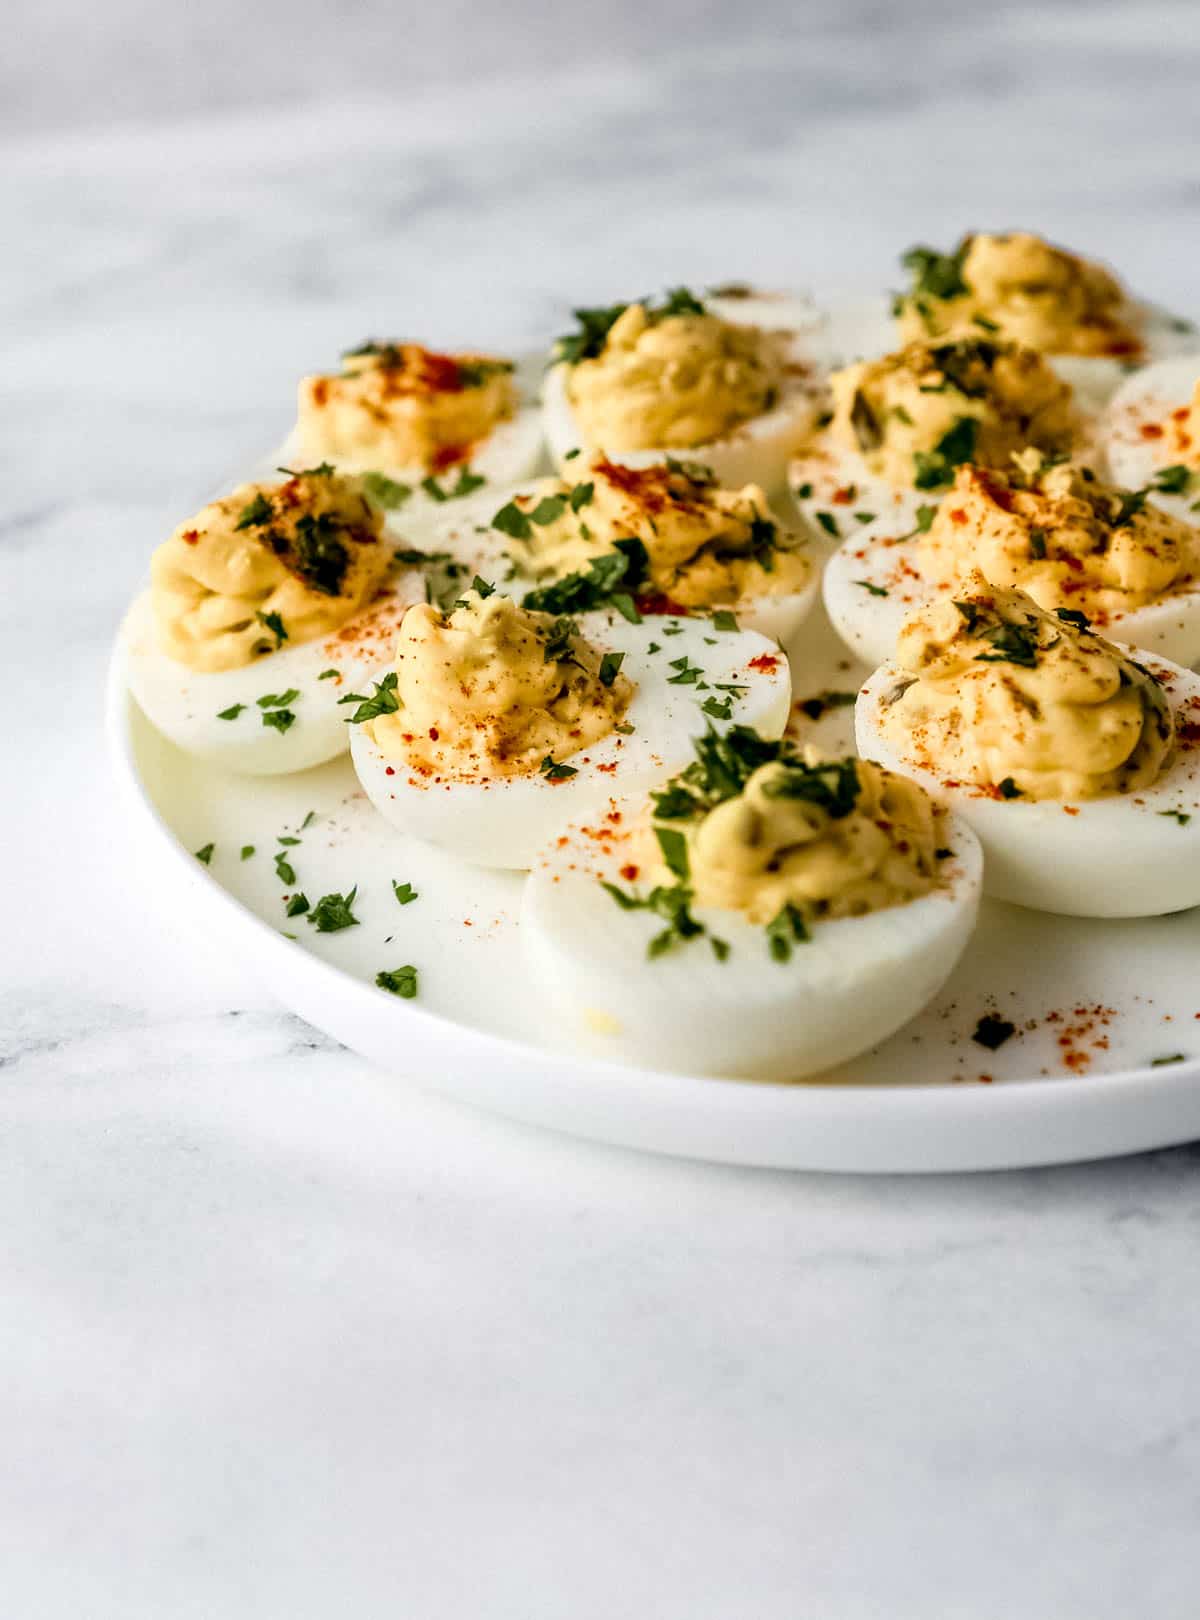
[855,650,1200,918]
[347,614,793,870]
[119,567,426,776]
[385,478,825,669]
[519,792,983,1082]
[822,531,1200,671]
[1101,352,1200,520]
[540,357,819,495]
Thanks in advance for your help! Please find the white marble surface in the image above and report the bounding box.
[5,4,1200,1613]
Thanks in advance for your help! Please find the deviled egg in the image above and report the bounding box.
[521,728,982,1080]
[122,465,424,774]
[823,454,1200,668]
[1102,355,1200,521]
[856,576,1200,917]
[542,288,816,492]
[790,335,1082,546]
[348,586,792,869]
[892,231,1191,407]
[279,340,544,519]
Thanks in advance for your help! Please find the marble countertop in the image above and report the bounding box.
[4,5,1200,1613]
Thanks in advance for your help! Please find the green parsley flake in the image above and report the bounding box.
[376,965,419,999]
[257,689,299,709]
[194,843,215,865]
[307,888,360,933]
[815,511,839,537]
[262,708,296,733]
[217,703,245,721]
[540,756,578,782]
[285,893,310,918]
[598,651,625,687]
[235,492,273,530]
[241,845,255,860]
[392,880,419,905]
[273,851,296,885]
[256,610,287,647]
[339,671,400,724]
[854,579,888,597]
[711,610,739,632]
[362,471,413,509]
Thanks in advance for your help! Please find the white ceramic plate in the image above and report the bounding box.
[107,307,1200,1172]
[107,597,1200,1173]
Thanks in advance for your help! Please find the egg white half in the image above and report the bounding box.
[1102,354,1200,520]
[823,530,1200,670]
[348,614,792,870]
[856,650,1200,917]
[541,351,817,495]
[121,566,425,775]
[520,793,982,1081]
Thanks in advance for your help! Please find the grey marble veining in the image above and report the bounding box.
[4,4,1200,1614]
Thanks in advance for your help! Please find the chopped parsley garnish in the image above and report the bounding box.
[854,579,888,598]
[273,851,296,885]
[362,471,413,509]
[217,703,245,720]
[421,468,486,502]
[256,610,287,648]
[1158,809,1192,825]
[541,616,579,666]
[301,812,317,829]
[815,511,839,538]
[235,492,273,530]
[392,880,419,905]
[241,845,255,860]
[912,417,978,489]
[262,708,296,733]
[972,1014,1016,1050]
[528,494,567,525]
[1055,608,1090,630]
[569,481,594,511]
[614,722,635,735]
[855,511,877,525]
[277,836,300,847]
[974,621,1040,668]
[492,500,533,541]
[285,893,310,918]
[1151,1053,1186,1066]
[376,965,419,998]
[667,656,702,685]
[795,481,813,500]
[552,287,705,365]
[194,843,214,865]
[765,903,809,962]
[711,610,739,632]
[1111,488,1148,527]
[522,540,648,620]
[996,776,1023,799]
[257,689,299,709]
[306,888,360,933]
[701,694,734,721]
[339,671,400,724]
[291,510,351,595]
[540,756,578,782]
[655,826,690,880]
[598,651,625,687]
[1152,464,1193,495]
[900,240,970,303]
[318,668,339,680]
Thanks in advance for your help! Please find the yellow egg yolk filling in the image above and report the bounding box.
[368,589,633,778]
[150,467,389,673]
[496,457,811,609]
[881,578,1175,801]
[565,303,787,451]
[895,231,1141,358]
[920,456,1200,622]
[829,337,1077,491]
[295,342,516,473]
